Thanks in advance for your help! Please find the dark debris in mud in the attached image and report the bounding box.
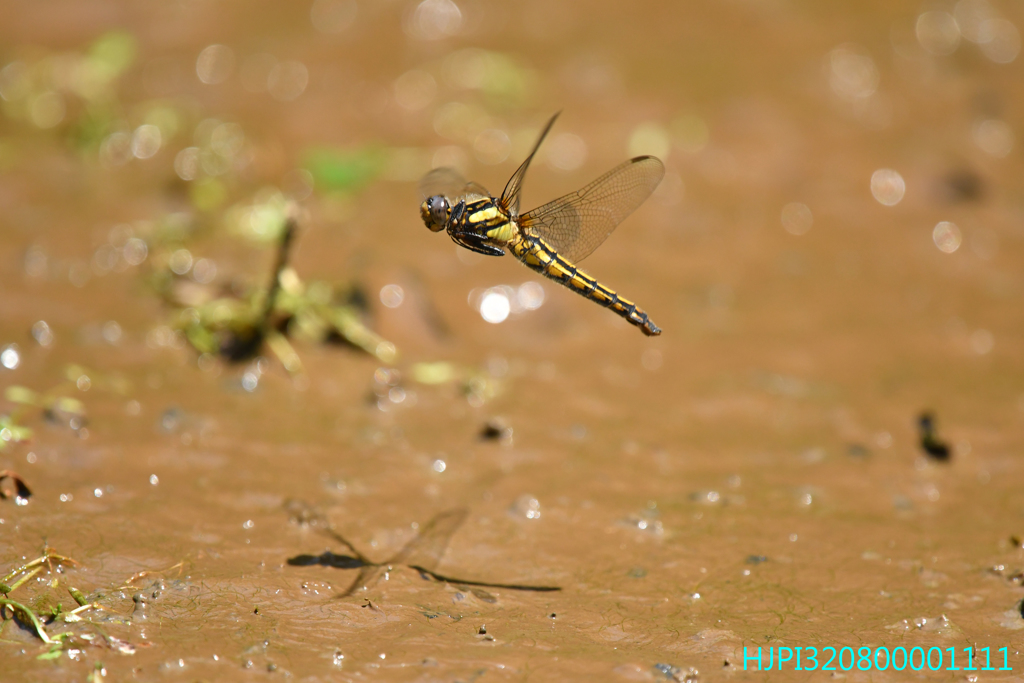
[0,470,32,502]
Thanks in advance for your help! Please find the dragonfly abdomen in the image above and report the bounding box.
[510,235,661,336]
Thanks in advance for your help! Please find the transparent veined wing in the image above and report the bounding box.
[498,112,560,217]
[334,508,468,598]
[418,167,489,201]
[519,156,664,263]
[389,508,468,573]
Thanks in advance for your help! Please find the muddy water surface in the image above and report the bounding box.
[2,0,1024,680]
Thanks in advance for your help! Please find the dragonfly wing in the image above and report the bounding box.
[519,156,665,263]
[389,508,468,573]
[499,112,561,217]
[419,168,490,201]
[336,564,386,598]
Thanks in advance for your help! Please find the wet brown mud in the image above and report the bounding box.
[2,0,1024,680]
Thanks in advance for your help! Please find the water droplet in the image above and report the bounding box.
[955,0,996,43]
[781,202,813,236]
[100,131,133,167]
[516,282,544,310]
[672,114,710,154]
[474,128,511,165]
[31,321,53,347]
[1,344,20,369]
[972,119,1014,157]
[916,11,961,55]
[379,284,405,308]
[267,61,309,102]
[828,45,879,101]
[641,349,663,371]
[210,122,245,158]
[870,169,905,205]
[102,321,122,344]
[174,147,200,181]
[628,122,671,159]
[479,290,511,323]
[932,221,962,253]
[242,372,259,392]
[979,18,1020,63]
[132,124,162,159]
[123,238,148,266]
[510,495,541,520]
[29,91,65,129]
[311,0,357,33]
[196,44,235,85]
[0,61,30,102]
[169,249,193,275]
[545,132,587,170]
[970,329,993,355]
[192,258,217,284]
[404,0,463,40]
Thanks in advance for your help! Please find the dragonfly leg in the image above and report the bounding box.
[451,232,505,257]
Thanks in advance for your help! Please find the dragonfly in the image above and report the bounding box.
[419,113,665,336]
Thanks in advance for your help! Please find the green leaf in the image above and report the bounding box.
[68,587,88,607]
[303,145,384,193]
[53,397,86,416]
[8,424,34,441]
[411,362,458,385]
[64,364,89,382]
[190,177,228,212]
[88,31,137,79]
[4,386,40,406]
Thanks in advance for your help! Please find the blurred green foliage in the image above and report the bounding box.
[149,195,397,374]
[303,145,385,193]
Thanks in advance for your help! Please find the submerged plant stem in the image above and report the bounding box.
[0,598,54,644]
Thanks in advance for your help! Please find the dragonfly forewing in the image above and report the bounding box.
[419,167,489,202]
[519,156,665,263]
[499,112,561,217]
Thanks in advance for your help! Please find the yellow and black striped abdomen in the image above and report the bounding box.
[509,235,661,336]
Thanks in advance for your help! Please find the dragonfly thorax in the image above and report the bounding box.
[420,195,450,233]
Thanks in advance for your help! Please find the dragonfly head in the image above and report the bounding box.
[420,195,450,233]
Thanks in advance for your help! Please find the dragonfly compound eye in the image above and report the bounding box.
[424,196,449,231]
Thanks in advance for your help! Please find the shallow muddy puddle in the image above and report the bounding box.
[2,0,1024,680]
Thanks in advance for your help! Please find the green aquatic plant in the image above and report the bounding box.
[0,414,33,452]
[0,550,79,645]
[0,549,138,660]
[0,31,138,151]
[303,145,386,194]
[2,379,84,451]
[0,363,129,451]
[152,197,397,373]
[410,361,502,405]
